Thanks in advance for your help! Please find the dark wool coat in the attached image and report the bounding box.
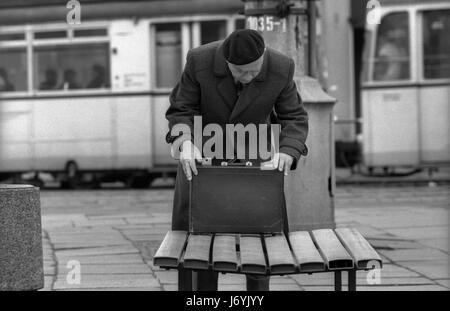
[166,40,309,230]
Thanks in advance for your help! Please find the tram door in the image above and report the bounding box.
[418,9,450,163]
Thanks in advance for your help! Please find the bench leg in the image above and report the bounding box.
[178,267,193,291]
[348,269,357,291]
[334,271,342,291]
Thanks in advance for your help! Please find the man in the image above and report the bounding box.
[0,68,15,92]
[165,29,308,290]
[40,69,58,90]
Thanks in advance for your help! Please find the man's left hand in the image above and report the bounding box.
[266,152,294,175]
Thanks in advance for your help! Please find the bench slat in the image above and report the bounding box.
[239,235,267,274]
[153,230,188,267]
[183,234,212,270]
[311,229,354,270]
[264,234,297,274]
[289,231,326,272]
[335,228,383,269]
[212,234,238,272]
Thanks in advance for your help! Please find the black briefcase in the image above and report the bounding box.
[189,162,285,234]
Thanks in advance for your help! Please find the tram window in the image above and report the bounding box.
[235,19,246,30]
[373,12,410,81]
[73,28,108,38]
[200,20,227,44]
[33,43,110,91]
[422,10,450,79]
[155,23,182,88]
[0,48,27,92]
[0,33,25,41]
[34,30,67,39]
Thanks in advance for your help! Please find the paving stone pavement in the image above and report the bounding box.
[39,185,449,291]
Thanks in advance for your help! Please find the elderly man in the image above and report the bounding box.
[165,29,308,291]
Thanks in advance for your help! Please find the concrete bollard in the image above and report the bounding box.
[0,185,44,291]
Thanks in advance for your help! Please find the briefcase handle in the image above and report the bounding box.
[220,160,253,167]
[200,158,253,167]
[200,158,277,170]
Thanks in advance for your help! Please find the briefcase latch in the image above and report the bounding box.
[201,158,212,166]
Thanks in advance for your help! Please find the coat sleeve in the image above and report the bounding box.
[275,58,309,170]
[165,50,200,145]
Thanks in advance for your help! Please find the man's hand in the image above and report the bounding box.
[262,152,294,175]
[179,140,202,181]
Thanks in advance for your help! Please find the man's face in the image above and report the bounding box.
[227,51,264,84]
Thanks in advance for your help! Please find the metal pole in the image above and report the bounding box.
[178,267,193,291]
[348,269,357,291]
[334,271,342,291]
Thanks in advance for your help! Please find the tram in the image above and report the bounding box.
[0,0,245,187]
[360,0,450,172]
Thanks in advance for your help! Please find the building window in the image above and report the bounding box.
[200,20,227,44]
[0,48,27,92]
[155,23,182,88]
[373,12,410,81]
[33,43,110,91]
[422,9,450,79]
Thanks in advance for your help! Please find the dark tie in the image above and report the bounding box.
[236,81,244,97]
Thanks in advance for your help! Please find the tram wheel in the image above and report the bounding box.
[128,173,155,189]
[61,161,81,189]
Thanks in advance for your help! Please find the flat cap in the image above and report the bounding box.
[222,29,265,65]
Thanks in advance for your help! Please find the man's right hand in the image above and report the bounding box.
[179,140,202,181]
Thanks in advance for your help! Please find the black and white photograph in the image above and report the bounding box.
[0,0,449,297]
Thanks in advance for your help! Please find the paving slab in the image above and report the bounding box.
[55,245,139,257]
[86,213,148,220]
[218,274,246,284]
[56,264,151,275]
[416,238,450,253]
[434,279,450,288]
[53,274,159,289]
[52,238,131,249]
[154,271,179,284]
[356,285,448,291]
[162,285,178,291]
[55,254,145,265]
[217,284,246,291]
[270,284,302,291]
[58,287,162,291]
[399,261,449,279]
[384,226,449,240]
[379,249,449,262]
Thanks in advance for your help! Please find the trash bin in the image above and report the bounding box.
[0,185,44,291]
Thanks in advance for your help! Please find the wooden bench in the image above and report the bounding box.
[153,227,383,291]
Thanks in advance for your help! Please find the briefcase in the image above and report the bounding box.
[189,161,286,234]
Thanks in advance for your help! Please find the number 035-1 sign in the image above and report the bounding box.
[247,16,287,32]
